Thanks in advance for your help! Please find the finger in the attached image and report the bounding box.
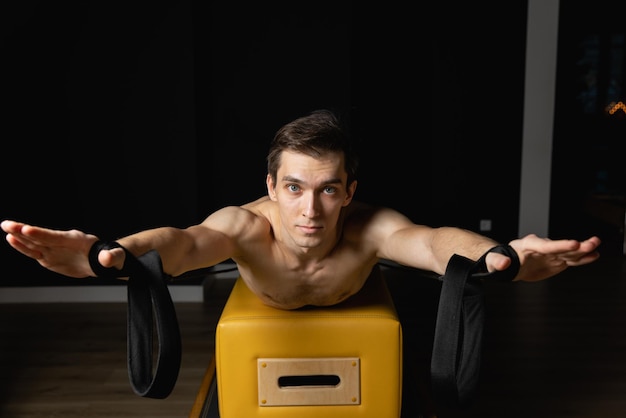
[565,250,601,266]
[484,252,512,273]
[5,233,45,260]
[579,236,602,252]
[1,222,52,247]
[20,224,67,245]
[97,247,126,269]
[1,220,27,235]
[552,237,602,260]
[517,235,589,256]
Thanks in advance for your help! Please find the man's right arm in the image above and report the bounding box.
[1,206,245,279]
[115,217,239,277]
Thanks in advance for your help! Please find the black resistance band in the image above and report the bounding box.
[89,241,181,399]
[430,244,520,407]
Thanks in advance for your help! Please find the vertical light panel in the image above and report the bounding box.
[519,0,560,237]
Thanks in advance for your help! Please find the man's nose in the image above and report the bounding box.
[302,193,319,217]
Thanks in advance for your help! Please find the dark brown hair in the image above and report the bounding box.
[266,109,358,186]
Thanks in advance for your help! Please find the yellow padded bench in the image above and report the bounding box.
[215,266,403,418]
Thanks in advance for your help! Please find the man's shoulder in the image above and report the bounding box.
[240,196,273,216]
[203,198,272,238]
[233,197,276,228]
[205,197,271,224]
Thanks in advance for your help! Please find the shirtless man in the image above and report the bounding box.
[1,109,601,309]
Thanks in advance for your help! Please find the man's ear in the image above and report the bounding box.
[343,180,357,206]
[266,174,278,201]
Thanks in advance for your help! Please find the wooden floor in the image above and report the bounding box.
[0,279,232,418]
[1,255,625,418]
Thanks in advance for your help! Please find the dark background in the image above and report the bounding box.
[551,1,626,253]
[1,1,623,286]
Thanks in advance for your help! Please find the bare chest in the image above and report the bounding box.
[235,258,377,309]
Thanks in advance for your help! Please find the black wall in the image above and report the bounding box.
[192,1,353,214]
[1,1,528,286]
[551,1,626,254]
[352,3,526,238]
[193,1,527,236]
[2,1,198,284]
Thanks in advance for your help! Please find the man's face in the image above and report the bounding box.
[266,150,356,251]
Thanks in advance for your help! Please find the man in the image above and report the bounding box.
[1,109,601,309]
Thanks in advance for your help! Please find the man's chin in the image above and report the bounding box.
[295,236,322,249]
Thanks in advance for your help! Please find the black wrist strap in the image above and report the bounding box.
[472,244,520,282]
[430,244,520,407]
[88,241,136,277]
[89,241,181,399]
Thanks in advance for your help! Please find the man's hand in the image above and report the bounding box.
[484,234,601,282]
[1,220,125,278]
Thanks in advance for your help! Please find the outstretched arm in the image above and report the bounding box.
[409,228,602,282]
[1,209,242,279]
[368,207,601,282]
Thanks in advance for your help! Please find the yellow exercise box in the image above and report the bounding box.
[215,266,403,418]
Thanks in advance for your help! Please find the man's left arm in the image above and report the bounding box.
[370,206,601,281]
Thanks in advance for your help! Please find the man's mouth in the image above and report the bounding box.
[298,225,321,234]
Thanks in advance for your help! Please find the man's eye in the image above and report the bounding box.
[288,184,300,192]
[324,186,337,194]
